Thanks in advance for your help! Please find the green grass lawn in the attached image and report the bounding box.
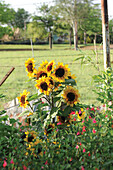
[0,44,113,110]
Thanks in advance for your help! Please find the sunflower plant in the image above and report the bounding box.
[18,58,83,126]
[1,59,113,169]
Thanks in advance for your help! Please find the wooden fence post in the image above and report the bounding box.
[0,67,15,86]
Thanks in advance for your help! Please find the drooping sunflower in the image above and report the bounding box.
[51,62,70,82]
[35,77,52,95]
[17,90,30,108]
[25,58,35,78]
[24,131,37,143]
[27,112,33,125]
[76,108,85,120]
[24,131,42,156]
[57,114,72,125]
[46,60,55,74]
[44,124,55,136]
[34,68,48,80]
[39,60,48,69]
[62,86,80,107]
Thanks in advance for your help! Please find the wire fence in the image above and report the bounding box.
[0,51,105,109]
[0,34,113,109]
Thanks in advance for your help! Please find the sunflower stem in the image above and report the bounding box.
[28,103,33,112]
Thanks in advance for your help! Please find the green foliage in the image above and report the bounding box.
[0,1,14,38]
[0,26,13,39]
[14,8,30,29]
[33,4,54,32]
[93,67,113,107]
[26,22,48,42]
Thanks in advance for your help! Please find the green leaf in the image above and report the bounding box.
[50,107,58,115]
[74,56,84,61]
[28,93,43,102]
[52,90,62,96]
[0,115,9,121]
[53,97,61,103]
[33,100,42,105]
[0,94,5,98]
[61,79,76,86]
[0,110,6,115]
[9,118,17,124]
[63,106,71,115]
[17,110,29,118]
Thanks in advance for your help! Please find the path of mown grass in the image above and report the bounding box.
[0,44,113,110]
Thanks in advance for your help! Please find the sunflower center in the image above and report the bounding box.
[55,68,65,77]
[49,79,54,85]
[40,73,47,77]
[60,116,66,122]
[68,76,72,79]
[79,113,82,116]
[28,135,34,142]
[21,95,25,104]
[40,82,48,91]
[47,64,52,71]
[27,63,33,72]
[67,92,75,101]
[37,148,42,154]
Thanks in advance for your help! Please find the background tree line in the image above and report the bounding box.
[0,0,113,50]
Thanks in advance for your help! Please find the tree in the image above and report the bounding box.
[53,20,73,46]
[7,8,30,40]
[26,22,48,43]
[54,0,99,50]
[33,4,55,49]
[14,8,30,30]
[0,1,14,39]
[78,2,102,44]
[109,19,113,44]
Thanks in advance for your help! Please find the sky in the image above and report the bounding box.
[4,0,113,18]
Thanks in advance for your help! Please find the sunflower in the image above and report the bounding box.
[25,58,35,77]
[35,77,52,95]
[17,90,30,108]
[24,131,43,156]
[51,62,70,82]
[44,124,55,136]
[40,60,48,69]
[62,86,80,107]
[48,77,55,89]
[68,72,76,81]
[76,108,85,120]
[57,114,72,125]
[34,68,48,80]
[46,60,55,74]
[24,131,37,143]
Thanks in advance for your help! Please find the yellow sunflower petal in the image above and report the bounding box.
[35,77,52,95]
[62,86,80,107]
[51,62,70,82]
[17,90,30,108]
